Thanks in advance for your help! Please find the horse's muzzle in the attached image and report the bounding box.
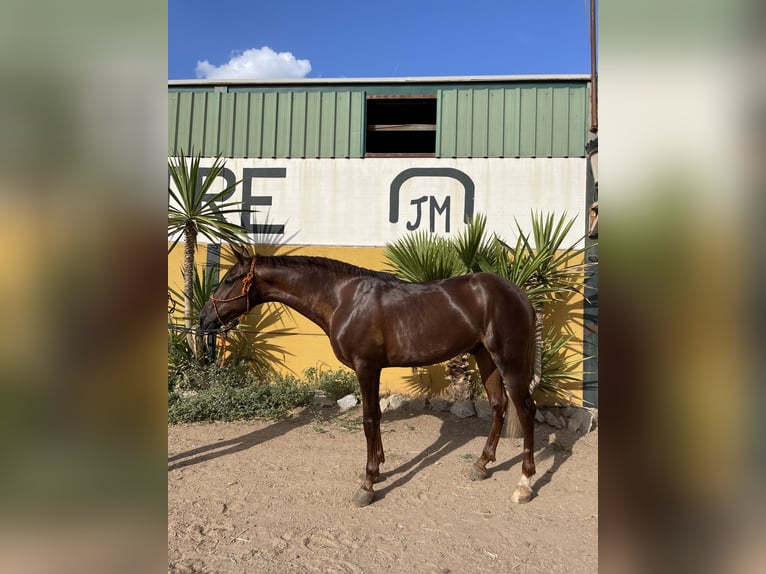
[199,302,239,334]
[198,302,220,333]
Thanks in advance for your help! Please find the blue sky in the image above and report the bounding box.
[169,0,594,80]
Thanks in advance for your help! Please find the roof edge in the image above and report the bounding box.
[168,74,591,87]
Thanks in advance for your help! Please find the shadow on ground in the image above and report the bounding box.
[169,403,591,501]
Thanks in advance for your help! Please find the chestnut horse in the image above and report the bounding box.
[199,251,537,507]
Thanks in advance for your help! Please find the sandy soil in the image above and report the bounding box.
[168,405,597,574]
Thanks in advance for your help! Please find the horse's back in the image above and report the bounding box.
[371,272,532,327]
[454,272,532,314]
[330,272,533,368]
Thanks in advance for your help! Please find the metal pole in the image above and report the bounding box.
[590,0,598,132]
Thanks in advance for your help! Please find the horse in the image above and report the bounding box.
[199,250,537,507]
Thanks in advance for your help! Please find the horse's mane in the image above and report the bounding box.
[258,255,401,283]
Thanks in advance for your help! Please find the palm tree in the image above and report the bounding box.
[168,150,254,358]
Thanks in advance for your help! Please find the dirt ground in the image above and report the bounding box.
[168,404,598,574]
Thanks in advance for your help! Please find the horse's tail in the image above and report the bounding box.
[503,302,539,438]
[529,303,542,394]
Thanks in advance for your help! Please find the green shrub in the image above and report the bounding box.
[173,361,256,392]
[303,367,360,400]
[168,365,315,424]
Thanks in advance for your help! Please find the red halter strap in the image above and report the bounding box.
[208,257,256,327]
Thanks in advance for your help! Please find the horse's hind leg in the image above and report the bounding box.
[501,361,536,504]
[468,346,507,481]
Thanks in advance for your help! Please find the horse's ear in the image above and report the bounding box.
[232,246,246,264]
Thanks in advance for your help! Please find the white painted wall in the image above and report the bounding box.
[170,157,587,248]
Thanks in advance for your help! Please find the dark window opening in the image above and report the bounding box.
[365,96,437,156]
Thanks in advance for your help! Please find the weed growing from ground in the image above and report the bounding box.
[303,367,360,401]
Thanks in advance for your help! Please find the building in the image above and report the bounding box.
[168,75,597,404]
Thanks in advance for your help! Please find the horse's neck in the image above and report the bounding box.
[256,261,342,333]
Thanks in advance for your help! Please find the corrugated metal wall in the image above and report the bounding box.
[168,90,365,158]
[168,81,589,159]
[437,85,588,158]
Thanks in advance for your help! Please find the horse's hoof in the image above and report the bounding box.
[352,488,375,507]
[467,464,488,481]
[511,485,534,504]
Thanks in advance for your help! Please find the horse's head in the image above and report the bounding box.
[199,249,257,333]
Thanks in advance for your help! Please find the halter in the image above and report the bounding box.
[208,256,256,329]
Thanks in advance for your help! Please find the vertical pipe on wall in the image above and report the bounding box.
[589,0,598,133]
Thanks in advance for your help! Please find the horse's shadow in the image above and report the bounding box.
[490,423,586,497]
[169,406,589,500]
[370,408,588,500]
[370,409,478,500]
[168,417,309,471]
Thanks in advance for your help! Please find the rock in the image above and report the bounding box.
[409,397,428,411]
[543,409,564,429]
[450,399,476,418]
[589,407,599,428]
[337,394,359,410]
[535,406,598,433]
[388,394,410,411]
[567,407,596,434]
[429,397,452,412]
[566,416,580,433]
[380,394,410,413]
[473,399,492,420]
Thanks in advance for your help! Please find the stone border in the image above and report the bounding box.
[323,392,598,435]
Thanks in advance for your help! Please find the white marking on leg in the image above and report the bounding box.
[511,473,534,504]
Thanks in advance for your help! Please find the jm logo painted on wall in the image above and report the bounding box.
[389,168,474,233]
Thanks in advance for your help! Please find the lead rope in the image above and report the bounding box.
[219,331,228,366]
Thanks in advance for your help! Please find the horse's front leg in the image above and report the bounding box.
[351,364,383,507]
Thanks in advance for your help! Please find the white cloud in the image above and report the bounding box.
[195,46,311,80]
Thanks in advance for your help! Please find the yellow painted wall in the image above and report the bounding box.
[167,247,186,302]
[168,243,585,402]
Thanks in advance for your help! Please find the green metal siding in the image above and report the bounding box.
[437,84,588,158]
[168,89,365,158]
[169,80,589,159]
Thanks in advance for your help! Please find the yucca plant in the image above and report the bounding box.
[168,318,195,392]
[169,262,220,318]
[385,214,503,282]
[384,211,596,407]
[538,323,593,405]
[492,212,594,395]
[384,231,463,282]
[168,149,254,358]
